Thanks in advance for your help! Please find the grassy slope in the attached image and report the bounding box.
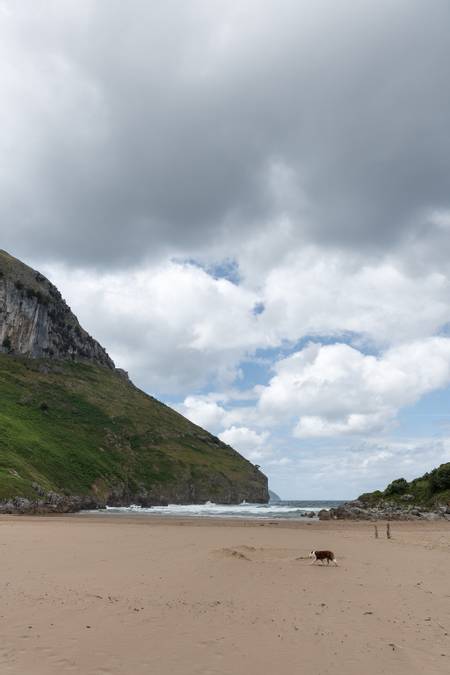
[0,354,266,502]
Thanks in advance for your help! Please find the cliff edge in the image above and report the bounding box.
[0,249,113,367]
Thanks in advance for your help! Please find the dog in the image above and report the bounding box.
[309,549,338,566]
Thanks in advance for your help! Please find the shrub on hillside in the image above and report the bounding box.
[429,463,450,492]
[358,490,383,505]
[385,477,409,496]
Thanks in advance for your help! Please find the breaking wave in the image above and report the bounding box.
[96,500,345,520]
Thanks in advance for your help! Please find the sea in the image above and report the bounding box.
[89,500,346,520]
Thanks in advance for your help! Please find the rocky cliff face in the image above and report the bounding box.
[0,250,113,368]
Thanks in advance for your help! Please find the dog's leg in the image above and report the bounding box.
[333,558,338,566]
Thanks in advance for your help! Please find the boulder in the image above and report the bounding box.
[347,499,364,508]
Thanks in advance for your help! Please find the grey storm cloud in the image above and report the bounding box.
[1,0,450,268]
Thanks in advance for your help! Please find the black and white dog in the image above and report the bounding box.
[309,550,338,566]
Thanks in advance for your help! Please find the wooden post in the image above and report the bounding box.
[374,524,378,539]
[386,522,391,539]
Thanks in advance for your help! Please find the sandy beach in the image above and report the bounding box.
[0,515,448,675]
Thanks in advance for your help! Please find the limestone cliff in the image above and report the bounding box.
[0,250,113,367]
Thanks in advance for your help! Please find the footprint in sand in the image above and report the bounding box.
[211,548,251,561]
[211,546,300,562]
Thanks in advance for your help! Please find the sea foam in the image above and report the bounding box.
[98,500,344,520]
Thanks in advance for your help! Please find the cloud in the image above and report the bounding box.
[271,436,450,499]
[294,413,392,438]
[258,338,450,436]
[2,1,450,496]
[176,392,258,434]
[42,260,263,393]
[41,240,450,399]
[219,426,271,462]
[258,247,450,346]
[179,394,230,431]
[1,1,450,269]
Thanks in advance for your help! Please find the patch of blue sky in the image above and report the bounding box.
[234,357,272,390]
[252,301,265,315]
[245,331,380,367]
[438,321,450,337]
[171,256,242,285]
[289,332,365,352]
[207,258,241,284]
[159,392,188,406]
[394,386,450,438]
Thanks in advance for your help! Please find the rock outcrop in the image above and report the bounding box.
[0,249,113,367]
[327,500,450,521]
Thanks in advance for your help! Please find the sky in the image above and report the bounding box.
[2,0,450,498]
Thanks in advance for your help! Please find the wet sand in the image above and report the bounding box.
[0,515,448,674]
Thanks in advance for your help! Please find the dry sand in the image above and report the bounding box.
[0,515,448,674]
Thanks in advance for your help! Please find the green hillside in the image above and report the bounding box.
[358,463,450,507]
[0,354,267,506]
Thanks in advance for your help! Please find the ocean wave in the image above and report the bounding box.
[97,500,344,520]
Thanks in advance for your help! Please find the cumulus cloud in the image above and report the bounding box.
[178,394,231,431]
[42,260,264,393]
[294,413,392,438]
[41,243,450,397]
[176,392,259,434]
[218,426,271,462]
[258,248,450,346]
[258,339,450,436]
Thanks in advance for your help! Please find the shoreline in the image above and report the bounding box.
[2,495,449,521]
[1,511,449,530]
